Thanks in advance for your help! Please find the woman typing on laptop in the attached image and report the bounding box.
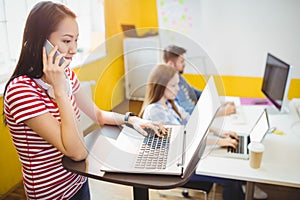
[139,64,239,148]
[161,44,268,199]
[139,64,244,200]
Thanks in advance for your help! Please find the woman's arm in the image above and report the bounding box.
[216,101,236,117]
[74,87,125,125]
[24,47,88,161]
[24,97,87,161]
[74,87,166,137]
[208,128,239,148]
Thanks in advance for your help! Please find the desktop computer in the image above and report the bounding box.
[261,53,293,114]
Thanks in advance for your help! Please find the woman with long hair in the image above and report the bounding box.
[139,64,245,200]
[3,1,164,199]
[139,63,190,125]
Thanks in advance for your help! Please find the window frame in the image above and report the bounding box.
[0,0,106,86]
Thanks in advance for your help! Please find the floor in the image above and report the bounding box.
[3,179,300,200]
[88,179,222,200]
[2,179,222,200]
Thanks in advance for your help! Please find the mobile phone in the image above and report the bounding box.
[44,39,66,66]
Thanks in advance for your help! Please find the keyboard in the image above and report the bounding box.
[134,128,172,169]
[228,136,244,153]
[227,135,250,154]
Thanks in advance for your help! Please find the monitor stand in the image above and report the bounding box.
[265,105,289,115]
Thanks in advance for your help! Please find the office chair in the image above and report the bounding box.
[181,182,217,200]
[158,181,214,200]
[181,181,216,200]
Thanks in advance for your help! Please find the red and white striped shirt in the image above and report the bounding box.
[4,68,87,199]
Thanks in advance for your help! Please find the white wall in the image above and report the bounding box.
[157,0,300,78]
[197,0,300,78]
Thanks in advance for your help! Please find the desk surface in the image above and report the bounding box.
[196,105,300,188]
[63,100,300,200]
[62,125,198,190]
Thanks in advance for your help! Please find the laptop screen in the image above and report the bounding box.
[249,109,270,142]
[183,77,221,169]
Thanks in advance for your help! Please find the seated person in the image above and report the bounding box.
[163,44,236,116]
[163,45,267,199]
[139,64,244,200]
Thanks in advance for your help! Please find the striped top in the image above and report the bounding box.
[4,68,87,199]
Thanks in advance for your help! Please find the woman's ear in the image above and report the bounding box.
[167,60,175,67]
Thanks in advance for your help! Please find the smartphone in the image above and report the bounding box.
[44,39,66,66]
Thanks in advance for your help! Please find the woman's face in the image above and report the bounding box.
[164,73,180,100]
[48,17,79,62]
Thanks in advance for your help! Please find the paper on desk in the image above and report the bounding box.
[86,155,105,177]
[87,134,119,177]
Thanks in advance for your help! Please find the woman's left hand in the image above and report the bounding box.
[217,137,238,148]
[217,101,236,116]
[129,116,167,137]
[220,130,239,140]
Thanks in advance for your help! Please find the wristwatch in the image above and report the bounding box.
[124,112,136,127]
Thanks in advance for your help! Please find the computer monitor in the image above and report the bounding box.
[261,53,293,113]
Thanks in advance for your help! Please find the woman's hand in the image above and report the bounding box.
[220,130,239,140]
[217,101,236,116]
[42,46,70,97]
[129,116,167,137]
[217,137,238,148]
[218,130,239,149]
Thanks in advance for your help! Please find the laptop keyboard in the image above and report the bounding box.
[134,128,172,169]
[228,136,244,154]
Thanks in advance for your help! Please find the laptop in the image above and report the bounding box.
[88,77,221,177]
[209,108,273,159]
[121,24,158,38]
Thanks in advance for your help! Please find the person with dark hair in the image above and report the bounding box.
[139,64,245,200]
[3,1,164,199]
[163,45,236,116]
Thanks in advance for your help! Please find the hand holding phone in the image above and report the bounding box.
[44,39,66,66]
[41,40,71,98]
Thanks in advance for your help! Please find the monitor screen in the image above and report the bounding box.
[261,53,292,111]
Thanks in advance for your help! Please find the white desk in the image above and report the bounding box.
[196,104,300,200]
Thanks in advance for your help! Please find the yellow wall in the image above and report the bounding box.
[75,0,158,110]
[0,98,22,197]
[184,74,300,99]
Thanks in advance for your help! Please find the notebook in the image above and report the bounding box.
[89,77,221,177]
[121,24,158,38]
[209,108,273,159]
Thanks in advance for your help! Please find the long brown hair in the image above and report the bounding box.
[139,64,182,118]
[3,1,76,122]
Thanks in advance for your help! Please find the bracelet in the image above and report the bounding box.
[124,112,136,126]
